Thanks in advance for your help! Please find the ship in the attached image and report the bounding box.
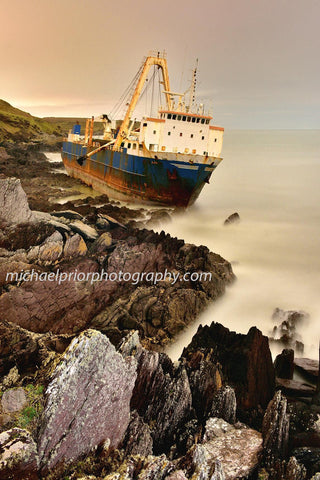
[61,52,224,208]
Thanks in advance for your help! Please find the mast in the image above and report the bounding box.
[113,52,171,150]
[187,59,198,112]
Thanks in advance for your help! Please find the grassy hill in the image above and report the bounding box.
[0,100,104,143]
[0,100,63,143]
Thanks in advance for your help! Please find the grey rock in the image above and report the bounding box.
[38,329,137,471]
[0,177,35,224]
[51,210,83,221]
[0,428,39,479]
[203,417,234,443]
[98,213,126,229]
[1,387,27,413]
[69,220,99,241]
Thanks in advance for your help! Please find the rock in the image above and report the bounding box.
[69,220,99,241]
[183,322,275,411]
[0,428,39,479]
[0,147,10,160]
[1,387,27,413]
[292,447,320,478]
[274,349,294,379]
[92,232,113,252]
[98,213,126,229]
[276,378,315,397]
[165,471,188,480]
[262,391,290,465]
[203,417,235,443]
[270,308,309,353]
[38,330,137,471]
[185,350,223,422]
[0,177,35,224]
[122,410,153,456]
[285,456,307,480]
[51,210,83,221]
[224,212,240,225]
[310,474,320,480]
[1,366,20,388]
[295,358,319,380]
[183,422,261,480]
[63,233,88,258]
[209,386,237,424]
[96,216,111,231]
[138,455,174,480]
[123,335,192,454]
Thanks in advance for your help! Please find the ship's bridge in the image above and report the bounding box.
[136,109,224,159]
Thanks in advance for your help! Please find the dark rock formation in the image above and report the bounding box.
[224,212,240,225]
[295,358,319,380]
[183,322,275,413]
[274,349,294,379]
[292,448,320,478]
[38,330,137,471]
[276,378,315,397]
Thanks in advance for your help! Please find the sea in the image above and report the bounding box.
[158,130,320,361]
[47,131,320,362]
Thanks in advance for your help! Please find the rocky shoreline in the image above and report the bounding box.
[0,142,320,479]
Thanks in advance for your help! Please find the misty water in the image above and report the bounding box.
[160,130,320,361]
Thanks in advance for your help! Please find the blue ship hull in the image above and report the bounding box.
[62,141,219,207]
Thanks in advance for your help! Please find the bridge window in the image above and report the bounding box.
[182,116,186,121]
[196,118,200,123]
[168,131,171,135]
[190,134,194,138]
[153,130,156,134]
[180,133,183,137]
[202,136,205,140]
[128,143,131,148]
[172,114,177,120]
[192,117,196,123]
[132,143,137,149]
[187,117,191,122]
[178,115,181,120]
[215,138,217,142]
[168,113,172,119]
[205,119,209,124]
[143,123,147,127]
[201,119,205,124]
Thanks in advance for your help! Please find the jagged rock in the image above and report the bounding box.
[139,455,175,479]
[276,378,315,397]
[92,232,113,252]
[98,213,126,229]
[69,220,99,241]
[185,350,223,422]
[120,333,192,454]
[122,410,153,456]
[262,391,290,465]
[310,474,320,480]
[183,322,275,411]
[0,177,35,224]
[224,212,240,225]
[51,210,83,221]
[0,428,39,479]
[1,387,27,413]
[295,358,319,380]
[285,456,306,480]
[174,419,201,457]
[274,349,294,379]
[182,444,226,480]
[38,330,137,471]
[63,233,87,258]
[209,386,237,424]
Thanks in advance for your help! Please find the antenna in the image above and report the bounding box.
[188,58,198,112]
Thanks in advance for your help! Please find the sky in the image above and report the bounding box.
[1,0,320,128]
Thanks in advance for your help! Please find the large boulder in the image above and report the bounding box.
[38,330,137,471]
